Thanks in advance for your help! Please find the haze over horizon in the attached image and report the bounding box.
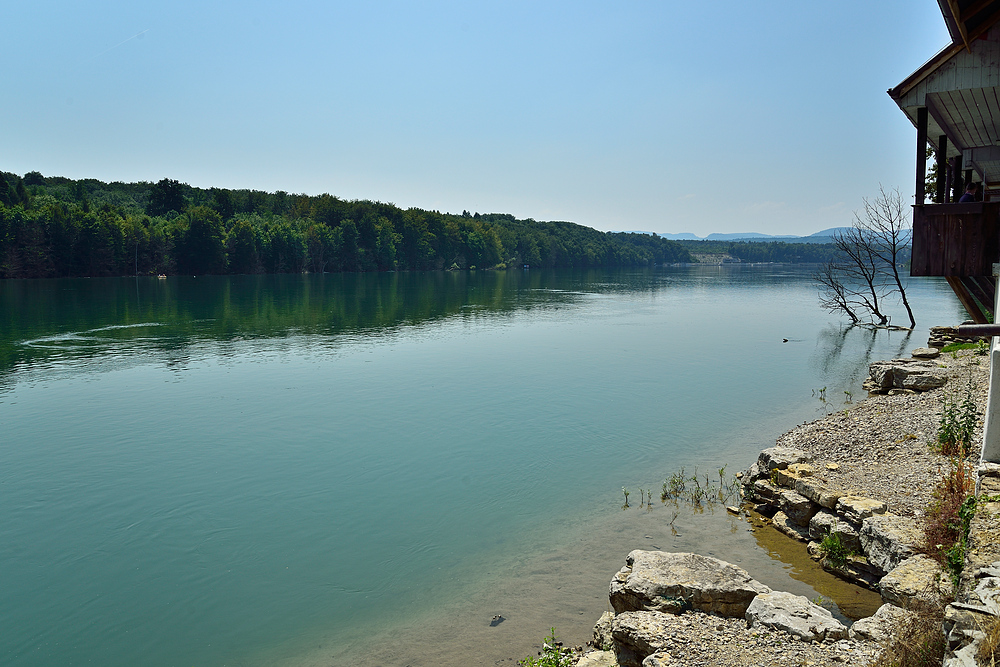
[2,1,949,237]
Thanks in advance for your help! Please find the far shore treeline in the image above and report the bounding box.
[0,172,698,279]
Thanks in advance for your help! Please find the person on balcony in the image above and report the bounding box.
[959,182,980,202]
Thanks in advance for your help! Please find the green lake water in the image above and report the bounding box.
[0,267,965,666]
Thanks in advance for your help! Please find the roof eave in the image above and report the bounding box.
[887,41,965,103]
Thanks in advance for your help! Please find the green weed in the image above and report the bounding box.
[517,628,574,667]
[818,531,852,568]
[935,383,979,457]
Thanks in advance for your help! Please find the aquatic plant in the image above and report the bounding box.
[818,531,852,568]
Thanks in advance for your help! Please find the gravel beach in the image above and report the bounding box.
[577,345,990,667]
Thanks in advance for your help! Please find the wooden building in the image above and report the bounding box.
[889,0,1000,322]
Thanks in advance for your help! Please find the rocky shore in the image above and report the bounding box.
[570,335,1000,667]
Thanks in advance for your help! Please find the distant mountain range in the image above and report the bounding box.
[617,228,854,244]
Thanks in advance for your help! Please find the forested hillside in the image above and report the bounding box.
[0,172,692,278]
[675,239,903,265]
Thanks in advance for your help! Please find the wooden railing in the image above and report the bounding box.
[910,202,1000,276]
[910,202,1000,323]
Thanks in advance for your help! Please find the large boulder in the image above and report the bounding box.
[849,603,916,642]
[867,359,948,393]
[609,551,770,617]
[860,513,921,574]
[745,591,848,641]
[879,555,953,608]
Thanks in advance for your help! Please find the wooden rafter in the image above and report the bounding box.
[967,4,1000,41]
[945,0,971,48]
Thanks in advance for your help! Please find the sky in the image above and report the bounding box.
[1,1,952,237]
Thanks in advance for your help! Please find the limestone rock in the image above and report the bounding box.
[773,511,810,542]
[943,603,996,650]
[752,478,781,501]
[860,513,921,574]
[902,370,949,391]
[867,359,948,393]
[577,650,618,667]
[641,652,672,667]
[911,347,940,359]
[779,489,818,527]
[808,510,861,553]
[609,551,770,618]
[610,611,675,667]
[593,611,615,651]
[760,447,813,472]
[743,447,812,482]
[836,495,887,526]
[849,603,916,642]
[745,591,849,641]
[775,463,815,487]
[966,495,1000,576]
[879,555,952,608]
[943,642,980,667]
[794,477,842,509]
[968,564,1000,616]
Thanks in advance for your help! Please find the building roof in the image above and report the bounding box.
[889,3,1000,186]
[937,0,1000,49]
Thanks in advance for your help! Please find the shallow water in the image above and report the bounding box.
[0,267,963,666]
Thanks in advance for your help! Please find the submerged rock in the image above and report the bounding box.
[772,511,810,542]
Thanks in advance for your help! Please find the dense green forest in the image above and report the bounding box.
[0,171,694,278]
[674,239,910,265]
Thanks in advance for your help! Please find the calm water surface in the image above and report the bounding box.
[0,267,964,666]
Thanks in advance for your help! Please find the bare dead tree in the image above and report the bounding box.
[852,186,915,328]
[817,186,914,328]
[816,261,859,324]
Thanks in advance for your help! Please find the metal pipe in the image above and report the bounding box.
[957,324,1000,336]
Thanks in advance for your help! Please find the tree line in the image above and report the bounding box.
[674,239,859,264]
[0,172,693,278]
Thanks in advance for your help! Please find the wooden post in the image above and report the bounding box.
[916,107,928,204]
[936,135,948,203]
[953,156,964,201]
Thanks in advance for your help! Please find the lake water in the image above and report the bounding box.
[0,267,965,666]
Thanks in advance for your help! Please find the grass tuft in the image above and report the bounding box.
[978,615,1000,666]
[871,605,946,667]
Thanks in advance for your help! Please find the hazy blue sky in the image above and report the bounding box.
[2,1,950,236]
